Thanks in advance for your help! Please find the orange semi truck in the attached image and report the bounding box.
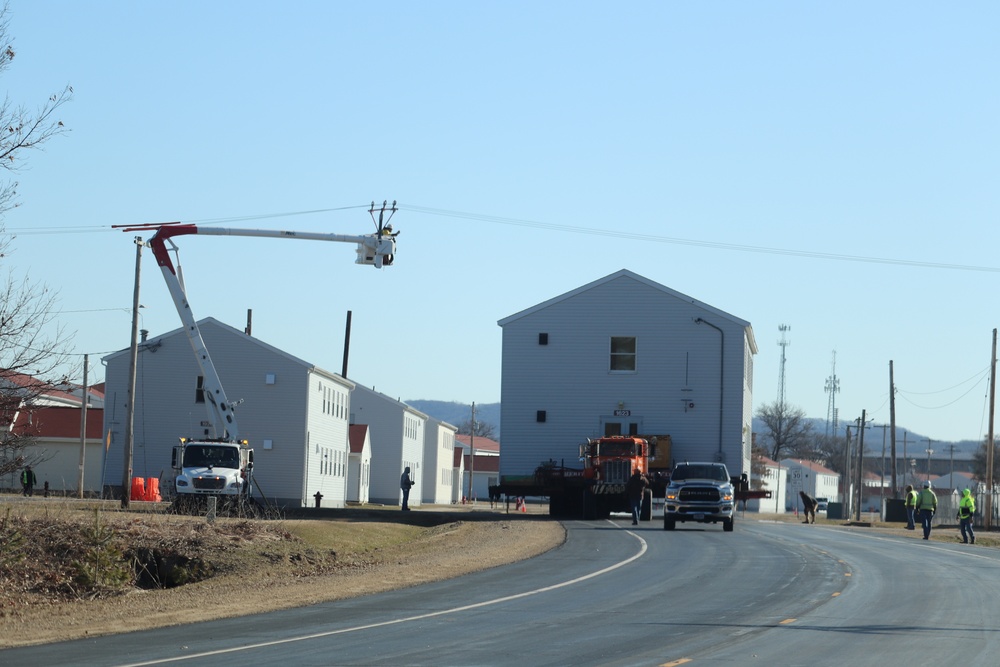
[498,435,671,521]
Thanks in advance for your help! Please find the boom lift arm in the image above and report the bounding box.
[121,204,397,441]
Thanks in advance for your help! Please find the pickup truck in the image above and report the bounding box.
[663,462,736,532]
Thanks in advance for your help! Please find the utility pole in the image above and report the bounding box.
[987,329,996,530]
[924,440,934,482]
[843,426,853,518]
[122,237,144,509]
[946,444,958,490]
[467,402,476,504]
[873,422,890,504]
[855,411,867,521]
[77,354,88,499]
[889,360,898,498]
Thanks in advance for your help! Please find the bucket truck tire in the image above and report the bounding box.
[664,517,675,531]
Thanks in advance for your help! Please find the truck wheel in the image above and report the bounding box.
[664,517,675,531]
[640,489,652,521]
[582,491,598,520]
[723,517,734,532]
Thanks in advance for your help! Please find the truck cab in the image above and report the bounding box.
[663,462,736,532]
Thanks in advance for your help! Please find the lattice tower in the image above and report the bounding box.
[824,350,840,437]
[777,324,791,408]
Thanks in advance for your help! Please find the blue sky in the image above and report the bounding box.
[3,2,999,443]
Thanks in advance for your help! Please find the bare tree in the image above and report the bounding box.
[0,2,73,477]
[456,418,497,440]
[0,5,72,219]
[755,400,815,462]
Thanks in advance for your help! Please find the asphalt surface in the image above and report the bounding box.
[3,516,999,666]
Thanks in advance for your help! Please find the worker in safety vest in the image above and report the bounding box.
[958,488,976,545]
[914,480,937,540]
[903,484,918,530]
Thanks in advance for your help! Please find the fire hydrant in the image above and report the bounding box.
[313,491,323,508]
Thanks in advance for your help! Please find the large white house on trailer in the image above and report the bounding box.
[350,384,427,507]
[103,318,354,508]
[497,269,757,481]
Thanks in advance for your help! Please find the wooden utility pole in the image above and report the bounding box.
[987,329,997,530]
[77,354,88,499]
[122,237,144,509]
[855,410,866,521]
[467,402,476,503]
[890,360,898,498]
[843,426,853,519]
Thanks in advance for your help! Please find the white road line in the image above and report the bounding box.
[117,521,647,667]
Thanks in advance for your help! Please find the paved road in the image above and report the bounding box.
[3,518,998,666]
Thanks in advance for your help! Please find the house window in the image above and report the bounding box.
[610,337,637,372]
[195,376,205,403]
[536,410,547,423]
[538,333,549,345]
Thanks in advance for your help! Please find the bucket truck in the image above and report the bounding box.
[121,202,397,512]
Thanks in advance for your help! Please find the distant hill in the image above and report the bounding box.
[407,400,501,440]
[751,417,980,458]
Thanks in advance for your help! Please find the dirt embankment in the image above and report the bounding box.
[0,501,565,649]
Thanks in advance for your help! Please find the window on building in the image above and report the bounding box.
[610,336,637,372]
[195,376,205,403]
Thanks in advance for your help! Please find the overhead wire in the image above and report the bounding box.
[5,202,1000,273]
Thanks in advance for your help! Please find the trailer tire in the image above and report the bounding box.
[664,517,675,531]
[640,489,652,521]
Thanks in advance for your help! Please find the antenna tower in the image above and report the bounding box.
[824,351,840,437]
[777,325,791,408]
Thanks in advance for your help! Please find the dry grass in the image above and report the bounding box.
[0,497,565,649]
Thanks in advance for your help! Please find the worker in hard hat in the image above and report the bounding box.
[914,480,938,540]
[903,484,918,530]
[958,488,976,545]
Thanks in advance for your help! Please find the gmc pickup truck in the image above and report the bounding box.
[663,462,736,532]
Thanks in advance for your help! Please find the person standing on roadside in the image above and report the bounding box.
[915,480,937,540]
[958,488,976,545]
[625,468,648,526]
[904,484,918,530]
[400,466,414,511]
[21,465,36,497]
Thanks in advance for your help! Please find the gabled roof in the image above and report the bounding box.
[781,459,839,477]
[101,317,352,386]
[757,455,784,469]
[497,269,757,353]
[348,424,370,454]
[351,384,429,419]
[9,405,104,439]
[455,434,499,454]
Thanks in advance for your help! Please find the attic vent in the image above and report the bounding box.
[538,333,549,345]
[536,410,547,423]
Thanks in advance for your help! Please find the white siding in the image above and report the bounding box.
[421,419,457,505]
[103,318,352,507]
[351,385,427,507]
[498,270,756,480]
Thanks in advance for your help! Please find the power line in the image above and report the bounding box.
[5,202,1000,273]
